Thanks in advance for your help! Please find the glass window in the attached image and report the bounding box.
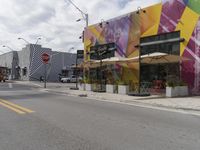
[140,31,180,55]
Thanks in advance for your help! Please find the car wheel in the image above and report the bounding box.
[67,80,70,83]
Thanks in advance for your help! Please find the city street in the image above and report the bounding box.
[0,82,200,150]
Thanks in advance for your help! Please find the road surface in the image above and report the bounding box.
[0,82,200,150]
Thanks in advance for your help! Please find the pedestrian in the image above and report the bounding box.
[40,76,44,82]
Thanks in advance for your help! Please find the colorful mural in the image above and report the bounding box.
[84,0,200,95]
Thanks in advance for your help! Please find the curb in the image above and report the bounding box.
[13,81,200,115]
[44,89,200,113]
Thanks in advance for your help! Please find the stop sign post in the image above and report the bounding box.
[41,53,50,88]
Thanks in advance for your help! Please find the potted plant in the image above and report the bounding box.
[177,81,188,97]
[166,80,188,97]
[91,80,101,92]
[117,80,129,95]
[78,79,85,91]
[166,81,177,97]
[85,78,92,91]
[106,79,117,93]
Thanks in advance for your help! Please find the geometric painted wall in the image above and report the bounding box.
[84,0,200,95]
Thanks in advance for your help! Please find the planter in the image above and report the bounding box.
[85,84,92,91]
[106,84,117,93]
[166,86,188,97]
[178,86,188,96]
[118,85,129,95]
[92,84,100,91]
[166,87,178,97]
[78,83,85,91]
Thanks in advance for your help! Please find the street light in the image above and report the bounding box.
[135,7,147,96]
[65,0,89,88]
[65,0,89,27]
[2,45,15,51]
[35,37,41,45]
[18,37,41,45]
[17,38,29,44]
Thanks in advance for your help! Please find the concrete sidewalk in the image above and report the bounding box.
[16,81,200,112]
[49,88,200,112]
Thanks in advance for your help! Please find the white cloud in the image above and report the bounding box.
[0,0,160,54]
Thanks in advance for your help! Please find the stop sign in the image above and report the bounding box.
[42,53,50,64]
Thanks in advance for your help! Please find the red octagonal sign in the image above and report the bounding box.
[42,53,50,64]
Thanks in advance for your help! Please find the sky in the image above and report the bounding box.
[0,0,160,53]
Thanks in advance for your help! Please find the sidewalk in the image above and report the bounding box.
[49,88,200,111]
[16,81,200,112]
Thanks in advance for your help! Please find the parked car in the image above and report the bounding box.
[60,75,82,83]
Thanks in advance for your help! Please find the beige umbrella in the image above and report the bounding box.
[82,57,129,68]
[81,52,191,68]
[140,52,191,64]
[102,57,130,65]
[123,52,191,64]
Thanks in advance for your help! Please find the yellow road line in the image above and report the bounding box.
[0,101,26,114]
[0,99,34,113]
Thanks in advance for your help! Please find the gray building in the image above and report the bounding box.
[0,44,77,82]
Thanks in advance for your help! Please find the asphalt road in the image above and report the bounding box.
[0,82,200,150]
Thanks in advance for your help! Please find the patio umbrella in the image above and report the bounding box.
[102,57,130,65]
[81,52,191,68]
[83,57,129,68]
[140,52,191,64]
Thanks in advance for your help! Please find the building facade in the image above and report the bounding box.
[0,44,77,82]
[84,0,200,95]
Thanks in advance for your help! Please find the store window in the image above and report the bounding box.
[140,31,180,55]
[140,31,181,88]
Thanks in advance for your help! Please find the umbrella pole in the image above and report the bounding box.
[100,54,103,91]
[138,49,141,94]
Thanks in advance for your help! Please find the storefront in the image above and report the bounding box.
[83,0,200,95]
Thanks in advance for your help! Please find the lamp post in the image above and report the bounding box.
[18,37,41,45]
[66,0,89,85]
[66,0,89,27]
[2,45,16,80]
[2,45,15,51]
[136,7,146,95]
